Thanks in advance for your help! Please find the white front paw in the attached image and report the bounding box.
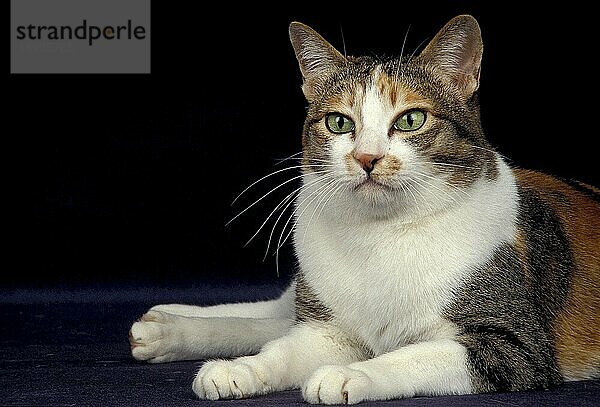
[129,310,179,363]
[303,365,373,405]
[193,358,272,400]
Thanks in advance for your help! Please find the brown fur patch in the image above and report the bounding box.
[373,155,402,180]
[344,152,359,175]
[325,91,357,117]
[383,155,402,173]
[401,87,428,105]
[514,228,532,285]
[295,273,332,323]
[377,73,388,96]
[574,181,600,195]
[484,156,499,181]
[347,88,357,109]
[389,85,398,106]
[514,169,600,379]
[377,72,426,107]
[420,137,485,188]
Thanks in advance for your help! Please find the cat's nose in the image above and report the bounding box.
[354,152,384,174]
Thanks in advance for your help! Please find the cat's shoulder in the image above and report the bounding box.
[512,167,600,206]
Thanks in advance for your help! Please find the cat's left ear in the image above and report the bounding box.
[418,15,483,98]
[289,22,347,101]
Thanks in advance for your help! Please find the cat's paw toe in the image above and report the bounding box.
[193,359,270,400]
[129,310,176,363]
[303,365,372,405]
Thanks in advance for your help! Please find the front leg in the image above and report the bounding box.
[193,322,368,400]
[150,283,295,318]
[130,284,296,362]
[130,310,293,362]
[303,339,472,404]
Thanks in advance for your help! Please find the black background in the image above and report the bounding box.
[9,1,598,287]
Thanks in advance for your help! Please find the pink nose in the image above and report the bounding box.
[354,152,383,173]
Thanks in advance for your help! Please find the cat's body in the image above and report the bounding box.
[129,15,600,404]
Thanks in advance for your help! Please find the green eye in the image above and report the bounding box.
[325,113,355,134]
[394,110,426,131]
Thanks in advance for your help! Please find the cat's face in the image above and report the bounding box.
[290,16,498,220]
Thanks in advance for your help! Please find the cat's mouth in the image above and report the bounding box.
[354,177,392,191]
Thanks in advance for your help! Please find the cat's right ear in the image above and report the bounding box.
[289,22,346,101]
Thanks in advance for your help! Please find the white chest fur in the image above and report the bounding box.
[293,159,518,355]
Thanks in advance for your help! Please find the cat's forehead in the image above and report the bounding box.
[321,63,433,115]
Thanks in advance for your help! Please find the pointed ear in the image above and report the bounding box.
[289,22,347,101]
[418,15,483,97]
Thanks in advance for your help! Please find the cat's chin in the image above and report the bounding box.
[345,180,433,221]
[349,180,407,216]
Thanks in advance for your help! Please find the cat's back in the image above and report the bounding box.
[513,168,600,380]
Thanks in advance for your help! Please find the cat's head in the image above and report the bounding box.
[289,15,499,221]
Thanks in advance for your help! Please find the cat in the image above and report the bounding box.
[129,15,600,404]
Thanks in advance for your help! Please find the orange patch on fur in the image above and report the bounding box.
[370,155,403,185]
[377,155,402,175]
[389,86,398,106]
[376,73,400,106]
[513,228,531,284]
[325,94,351,113]
[345,152,358,175]
[515,169,600,379]
[377,75,388,96]
[376,72,431,108]
[402,88,426,105]
[553,188,600,380]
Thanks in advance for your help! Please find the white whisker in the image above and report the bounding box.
[398,178,418,212]
[302,180,346,245]
[264,174,335,263]
[275,177,340,274]
[231,164,335,206]
[340,25,347,57]
[396,24,411,77]
[407,36,430,63]
[468,144,510,162]
[408,171,461,206]
[282,157,337,165]
[422,161,481,170]
[231,165,309,206]
[283,177,343,249]
[274,151,303,166]
[412,169,473,200]
[227,171,330,227]
[263,191,301,262]
[243,174,328,247]
[405,177,436,215]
